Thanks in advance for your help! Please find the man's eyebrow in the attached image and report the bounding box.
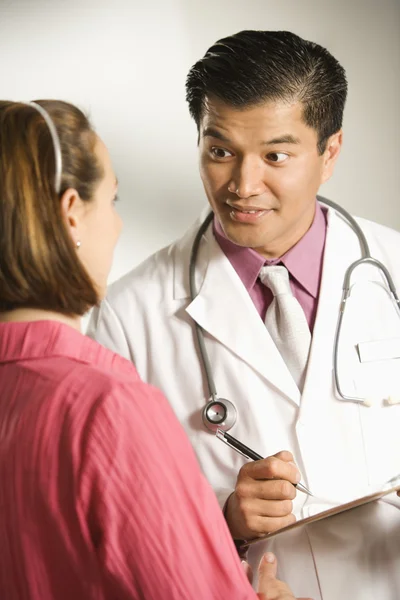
[201,128,301,146]
[202,127,231,143]
[263,134,301,145]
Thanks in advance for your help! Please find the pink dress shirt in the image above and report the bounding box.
[0,320,256,600]
[214,201,327,332]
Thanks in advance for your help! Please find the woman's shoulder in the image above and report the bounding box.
[51,349,148,412]
[22,325,154,427]
[38,354,170,464]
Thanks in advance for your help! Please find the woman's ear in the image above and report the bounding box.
[60,188,83,248]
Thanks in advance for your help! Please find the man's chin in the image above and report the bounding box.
[222,229,269,251]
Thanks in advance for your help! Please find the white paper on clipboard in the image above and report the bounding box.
[242,482,400,548]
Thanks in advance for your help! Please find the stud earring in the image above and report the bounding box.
[76,240,81,249]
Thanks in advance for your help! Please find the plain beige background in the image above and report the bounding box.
[1,0,399,285]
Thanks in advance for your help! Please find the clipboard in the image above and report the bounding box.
[241,482,400,548]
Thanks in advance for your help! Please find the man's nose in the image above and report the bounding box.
[228,158,266,199]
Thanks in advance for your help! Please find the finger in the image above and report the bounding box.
[248,456,301,485]
[235,478,296,504]
[242,478,296,501]
[258,551,277,578]
[258,553,296,600]
[274,452,300,479]
[250,498,293,517]
[235,507,296,535]
[241,560,253,585]
[254,512,297,534]
[273,450,294,463]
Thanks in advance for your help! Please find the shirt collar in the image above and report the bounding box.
[213,220,265,291]
[213,201,327,298]
[0,320,132,375]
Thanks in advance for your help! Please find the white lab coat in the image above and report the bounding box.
[89,204,400,600]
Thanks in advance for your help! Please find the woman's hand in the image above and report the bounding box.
[257,552,313,600]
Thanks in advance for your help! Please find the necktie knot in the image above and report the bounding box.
[259,265,292,297]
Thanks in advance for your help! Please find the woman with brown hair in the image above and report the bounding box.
[0,101,301,600]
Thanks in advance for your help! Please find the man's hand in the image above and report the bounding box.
[257,552,313,600]
[225,451,300,540]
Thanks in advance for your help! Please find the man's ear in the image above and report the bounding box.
[60,188,83,247]
[321,130,343,184]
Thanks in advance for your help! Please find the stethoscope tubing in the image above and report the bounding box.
[190,196,400,428]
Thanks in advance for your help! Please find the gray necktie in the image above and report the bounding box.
[259,265,311,391]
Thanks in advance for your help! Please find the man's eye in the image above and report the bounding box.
[211,147,232,159]
[267,152,289,163]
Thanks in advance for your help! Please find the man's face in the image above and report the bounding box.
[199,97,342,258]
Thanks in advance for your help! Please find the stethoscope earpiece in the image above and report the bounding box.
[202,398,237,432]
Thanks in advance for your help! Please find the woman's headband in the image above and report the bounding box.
[28,101,62,194]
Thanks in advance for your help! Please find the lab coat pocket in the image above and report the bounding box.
[356,357,400,486]
[357,337,400,365]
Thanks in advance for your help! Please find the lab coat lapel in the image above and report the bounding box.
[182,220,300,405]
[301,208,361,413]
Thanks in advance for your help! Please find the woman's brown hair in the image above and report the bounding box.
[0,100,103,315]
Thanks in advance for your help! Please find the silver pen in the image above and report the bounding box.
[216,429,313,497]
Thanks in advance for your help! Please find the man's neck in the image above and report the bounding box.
[254,210,316,260]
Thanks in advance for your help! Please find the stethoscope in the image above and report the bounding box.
[189,195,400,433]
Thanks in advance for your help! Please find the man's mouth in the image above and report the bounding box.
[227,205,274,223]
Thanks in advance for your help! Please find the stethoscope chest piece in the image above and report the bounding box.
[202,398,237,432]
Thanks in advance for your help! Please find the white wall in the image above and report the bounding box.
[1,0,399,285]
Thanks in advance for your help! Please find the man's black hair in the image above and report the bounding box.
[186,30,348,153]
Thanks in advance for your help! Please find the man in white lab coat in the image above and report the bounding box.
[89,31,400,600]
